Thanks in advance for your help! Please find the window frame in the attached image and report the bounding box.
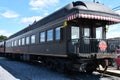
[18,39,21,46]
[47,29,53,42]
[14,40,17,46]
[55,27,61,40]
[12,41,14,47]
[26,36,30,45]
[22,37,25,45]
[31,34,36,44]
[71,26,80,39]
[40,31,45,43]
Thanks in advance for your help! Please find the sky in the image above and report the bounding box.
[0,0,120,38]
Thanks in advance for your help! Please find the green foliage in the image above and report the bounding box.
[0,35,7,41]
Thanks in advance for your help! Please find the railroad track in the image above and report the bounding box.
[0,57,120,80]
[96,67,120,77]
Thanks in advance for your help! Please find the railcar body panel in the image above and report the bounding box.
[5,19,68,57]
[1,1,120,73]
[5,1,120,58]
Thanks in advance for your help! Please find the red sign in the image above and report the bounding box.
[98,41,107,51]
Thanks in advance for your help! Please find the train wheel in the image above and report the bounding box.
[85,65,94,74]
[85,63,97,74]
[56,61,65,73]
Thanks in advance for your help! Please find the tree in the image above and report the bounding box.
[0,35,7,42]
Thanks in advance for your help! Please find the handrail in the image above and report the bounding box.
[68,38,120,54]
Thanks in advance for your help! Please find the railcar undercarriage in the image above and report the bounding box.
[2,51,113,74]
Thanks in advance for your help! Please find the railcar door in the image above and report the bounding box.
[80,28,91,53]
[69,26,91,53]
[83,28,90,38]
[68,26,80,54]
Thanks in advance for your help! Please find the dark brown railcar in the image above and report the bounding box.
[3,1,120,73]
[0,41,5,56]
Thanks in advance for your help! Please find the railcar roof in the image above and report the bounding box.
[74,1,115,14]
[8,1,120,39]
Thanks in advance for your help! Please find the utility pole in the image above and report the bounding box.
[112,6,120,10]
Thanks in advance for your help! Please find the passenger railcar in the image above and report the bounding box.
[1,1,120,73]
[0,41,5,56]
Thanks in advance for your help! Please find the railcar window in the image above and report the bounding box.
[9,42,11,47]
[12,41,14,47]
[0,42,4,47]
[0,44,2,48]
[84,28,90,37]
[40,32,45,42]
[96,27,102,39]
[8,41,11,47]
[26,37,29,45]
[14,40,17,46]
[47,29,53,41]
[71,27,80,39]
[55,27,61,40]
[31,35,36,44]
[18,39,21,46]
[6,42,9,47]
[11,41,12,47]
[22,38,25,45]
